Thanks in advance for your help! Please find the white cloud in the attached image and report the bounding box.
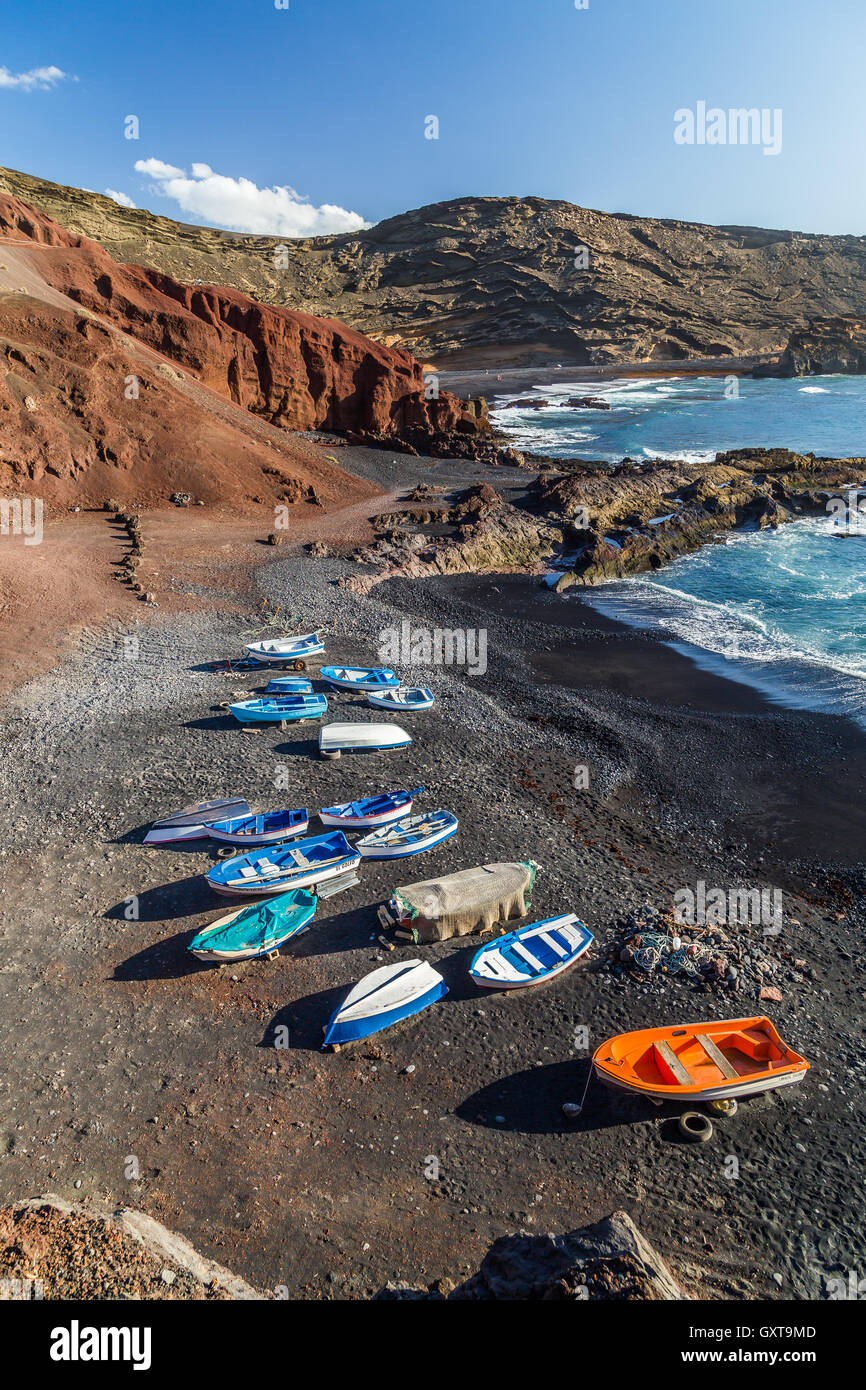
[105,188,136,209]
[133,157,370,237]
[0,65,69,91]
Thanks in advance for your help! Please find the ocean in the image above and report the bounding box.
[494,373,866,723]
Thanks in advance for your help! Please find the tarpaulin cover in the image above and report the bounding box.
[387,861,538,943]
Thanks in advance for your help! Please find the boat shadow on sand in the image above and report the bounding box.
[456,1062,653,1136]
[113,927,208,982]
[261,984,349,1053]
[105,873,208,923]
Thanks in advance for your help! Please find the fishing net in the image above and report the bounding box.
[387,861,539,943]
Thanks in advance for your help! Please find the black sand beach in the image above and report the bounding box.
[1,452,864,1299]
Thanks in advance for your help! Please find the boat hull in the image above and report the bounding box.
[323,960,447,1047]
[188,892,316,962]
[592,1016,809,1104]
[320,666,399,692]
[246,634,324,664]
[230,695,327,724]
[355,814,458,859]
[367,688,435,711]
[208,814,310,847]
[205,831,360,898]
[470,914,593,990]
[319,723,412,754]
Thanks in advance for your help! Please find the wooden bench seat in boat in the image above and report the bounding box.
[653,1040,693,1086]
[695,1032,739,1079]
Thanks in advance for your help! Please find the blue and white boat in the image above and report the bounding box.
[323,960,447,1048]
[355,810,457,860]
[144,797,252,845]
[205,830,360,897]
[265,676,314,695]
[320,666,400,692]
[319,722,411,756]
[188,890,317,963]
[366,687,435,711]
[469,913,594,990]
[318,787,424,829]
[208,808,310,847]
[246,632,325,665]
[229,693,328,725]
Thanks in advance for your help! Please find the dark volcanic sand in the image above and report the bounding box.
[0,462,864,1301]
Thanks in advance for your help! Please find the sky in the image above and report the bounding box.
[1,0,865,237]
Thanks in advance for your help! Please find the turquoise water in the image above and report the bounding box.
[492,373,866,463]
[495,374,866,721]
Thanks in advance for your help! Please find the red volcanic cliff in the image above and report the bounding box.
[0,192,485,438]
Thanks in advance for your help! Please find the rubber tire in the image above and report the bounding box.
[322,750,341,760]
[678,1111,713,1143]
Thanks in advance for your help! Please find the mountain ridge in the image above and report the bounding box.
[3,164,865,368]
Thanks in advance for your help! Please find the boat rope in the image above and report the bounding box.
[571,1061,594,1116]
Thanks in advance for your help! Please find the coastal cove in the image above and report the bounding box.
[490,372,866,723]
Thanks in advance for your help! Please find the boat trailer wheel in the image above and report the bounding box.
[678,1110,714,1143]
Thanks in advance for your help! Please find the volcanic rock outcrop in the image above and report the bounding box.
[4,164,866,367]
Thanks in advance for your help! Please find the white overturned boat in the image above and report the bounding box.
[367,687,435,711]
[319,723,412,757]
[144,798,251,845]
[245,632,324,665]
[355,810,458,860]
[323,960,447,1048]
[469,913,593,990]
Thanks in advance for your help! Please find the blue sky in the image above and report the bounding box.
[2,0,864,236]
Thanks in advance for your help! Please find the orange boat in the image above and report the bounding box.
[592,1017,809,1103]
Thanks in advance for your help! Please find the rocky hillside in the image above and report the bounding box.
[3,164,866,367]
[0,192,483,508]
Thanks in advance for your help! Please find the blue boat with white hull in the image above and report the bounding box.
[320,666,400,693]
[469,913,593,990]
[323,960,447,1048]
[367,687,435,711]
[229,693,328,725]
[208,808,310,847]
[205,830,360,897]
[355,810,458,860]
[318,787,424,829]
[188,890,317,963]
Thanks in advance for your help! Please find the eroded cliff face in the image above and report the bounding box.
[0,192,483,438]
[3,164,866,368]
[755,316,866,377]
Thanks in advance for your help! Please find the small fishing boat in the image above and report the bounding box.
[366,687,435,711]
[469,913,593,989]
[319,723,411,757]
[319,666,399,692]
[318,787,424,829]
[265,676,314,695]
[188,890,317,963]
[592,1017,809,1103]
[208,808,310,847]
[206,830,360,897]
[355,810,458,860]
[144,797,252,845]
[245,632,325,665]
[229,693,328,725]
[323,960,447,1048]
